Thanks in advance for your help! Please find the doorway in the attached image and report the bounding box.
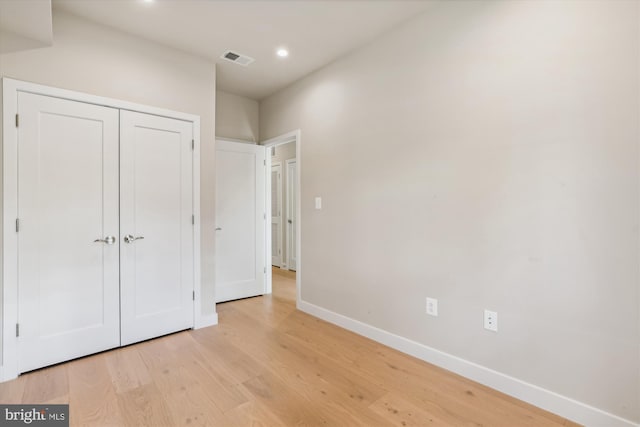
[262,131,301,305]
[271,162,283,267]
[285,159,297,271]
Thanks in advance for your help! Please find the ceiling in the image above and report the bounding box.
[51,0,435,100]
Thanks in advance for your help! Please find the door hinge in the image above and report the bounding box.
[192,214,195,225]
[192,139,194,150]
[264,267,266,274]
[264,160,266,166]
[15,114,19,128]
[192,291,195,301]
[16,323,19,337]
[15,218,20,232]
[264,213,266,220]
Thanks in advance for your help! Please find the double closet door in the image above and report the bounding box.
[17,92,194,373]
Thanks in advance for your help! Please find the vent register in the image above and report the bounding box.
[220,50,255,66]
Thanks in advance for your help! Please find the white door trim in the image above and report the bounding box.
[261,130,301,306]
[1,78,209,382]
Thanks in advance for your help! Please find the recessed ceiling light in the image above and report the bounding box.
[143,0,154,3]
[277,48,289,58]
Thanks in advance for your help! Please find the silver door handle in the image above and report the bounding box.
[215,227,222,231]
[288,219,292,224]
[94,236,116,245]
[124,234,144,244]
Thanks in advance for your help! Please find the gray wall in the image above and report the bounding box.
[260,0,639,422]
[216,90,259,142]
[0,10,218,315]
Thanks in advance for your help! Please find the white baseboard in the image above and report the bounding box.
[297,300,638,427]
[194,312,218,329]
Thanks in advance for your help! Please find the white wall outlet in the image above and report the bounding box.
[484,309,498,332]
[315,197,322,210]
[426,298,438,316]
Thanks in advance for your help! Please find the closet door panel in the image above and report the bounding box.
[120,110,194,345]
[17,92,120,373]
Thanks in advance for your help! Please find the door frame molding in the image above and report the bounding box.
[1,78,209,382]
[285,158,297,271]
[261,130,301,304]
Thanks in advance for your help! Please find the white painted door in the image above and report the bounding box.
[17,93,120,373]
[215,140,266,303]
[271,163,282,267]
[120,111,194,346]
[286,159,297,271]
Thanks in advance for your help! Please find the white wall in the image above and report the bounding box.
[260,0,639,423]
[0,0,52,54]
[216,90,259,142]
[0,10,217,315]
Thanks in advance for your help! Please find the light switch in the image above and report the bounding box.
[315,197,322,210]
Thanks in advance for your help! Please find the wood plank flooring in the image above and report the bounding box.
[0,267,580,426]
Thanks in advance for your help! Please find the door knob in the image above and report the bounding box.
[215,227,222,231]
[287,219,292,224]
[94,236,116,245]
[124,234,144,244]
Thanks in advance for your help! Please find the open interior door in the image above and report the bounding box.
[215,140,266,303]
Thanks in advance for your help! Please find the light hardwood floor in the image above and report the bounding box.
[0,267,579,426]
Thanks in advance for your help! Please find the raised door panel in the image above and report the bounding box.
[120,110,194,346]
[17,92,120,373]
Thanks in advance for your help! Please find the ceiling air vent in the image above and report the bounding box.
[220,50,255,67]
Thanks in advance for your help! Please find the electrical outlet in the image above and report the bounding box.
[484,309,498,332]
[426,298,438,316]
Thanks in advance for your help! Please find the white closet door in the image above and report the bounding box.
[215,140,266,303]
[17,92,120,373]
[119,110,194,346]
